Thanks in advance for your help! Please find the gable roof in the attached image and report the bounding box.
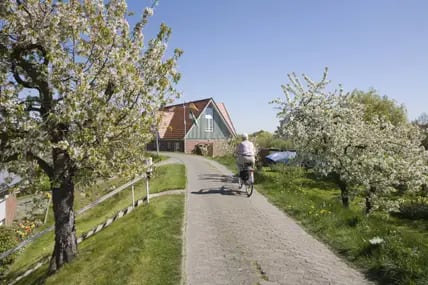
[157,98,236,139]
[216,102,237,135]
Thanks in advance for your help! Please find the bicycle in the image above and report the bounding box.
[238,162,254,197]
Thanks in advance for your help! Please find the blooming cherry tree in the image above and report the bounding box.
[0,0,181,272]
[273,68,427,211]
[273,68,366,207]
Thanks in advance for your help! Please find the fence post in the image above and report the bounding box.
[145,158,153,204]
[131,185,135,207]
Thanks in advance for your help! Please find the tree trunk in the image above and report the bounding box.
[48,150,77,274]
[365,186,376,214]
[332,173,349,208]
[339,181,349,208]
[422,183,427,194]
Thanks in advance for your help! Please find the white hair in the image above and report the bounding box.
[242,133,248,140]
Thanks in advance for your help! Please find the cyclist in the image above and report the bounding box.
[235,133,256,175]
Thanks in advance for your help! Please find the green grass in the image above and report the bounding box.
[25,153,172,230]
[149,152,169,163]
[216,155,428,285]
[211,155,238,173]
[6,163,185,281]
[12,195,184,285]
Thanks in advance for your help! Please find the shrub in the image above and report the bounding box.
[0,226,18,277]
[193,144,209,156]
[395,198,428,220]
[15,220,37,241]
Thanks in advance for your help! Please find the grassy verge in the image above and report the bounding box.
[6,163,185,280]
[214,155,428,285]
[211,155,237,173]
[13,195,184,285]
[18,152,170,232]
[149,152,169,163]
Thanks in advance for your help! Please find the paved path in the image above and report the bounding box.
[165,153,372,285]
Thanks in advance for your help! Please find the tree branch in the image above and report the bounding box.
[16,0,33,24]
[105,79,115,103]
[11,43,52,118]
[26,106,42,113]
[11,61,37,89]
[89,40,115,87]
[26,151,54,179]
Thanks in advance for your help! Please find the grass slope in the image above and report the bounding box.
[6,163,185,281]
[14,195,184,285]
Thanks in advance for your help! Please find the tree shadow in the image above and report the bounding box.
[191,186,243,196]
[301,172,338,191]
[6,261,49,285]
[198,174,236,184]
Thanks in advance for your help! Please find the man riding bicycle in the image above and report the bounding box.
[235,133,256,174]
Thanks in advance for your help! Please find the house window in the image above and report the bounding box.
[205,107,213,132]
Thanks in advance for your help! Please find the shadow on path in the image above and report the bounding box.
[191,186,245,196]
[198,174,236,184]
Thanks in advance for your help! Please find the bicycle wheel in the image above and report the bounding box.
[245,182,253,197]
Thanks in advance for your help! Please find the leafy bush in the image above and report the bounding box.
[15,220,37,241]
[149,153,167,163]
[249,130,294,150]
[193,143,209,156]
[0,226,18,277]
[388,195,428,220]
[396,201,428,220]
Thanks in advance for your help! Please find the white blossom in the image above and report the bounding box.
[145,7,154,17]
[273,68,428,211]
[369,237,384,245]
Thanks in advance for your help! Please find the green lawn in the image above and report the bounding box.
[12,195,184,285]
[6,163,185,282]
[214,155,428,285]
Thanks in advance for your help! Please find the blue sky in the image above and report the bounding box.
[129,0,428,134]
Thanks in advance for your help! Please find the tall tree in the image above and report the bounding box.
[0,0,181,273]
[350,89,408,126]
[414,112,428,150]
[273,69,364,207]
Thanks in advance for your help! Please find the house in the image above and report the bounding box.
[147,98,236,156]
[0,171,18,226]
[0,188,17,226]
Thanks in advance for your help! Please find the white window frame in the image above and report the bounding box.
[205,107,214,132]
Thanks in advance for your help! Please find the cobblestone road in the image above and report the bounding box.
[165,153,372,285]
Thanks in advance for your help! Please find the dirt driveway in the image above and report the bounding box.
[164,153,372,285]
